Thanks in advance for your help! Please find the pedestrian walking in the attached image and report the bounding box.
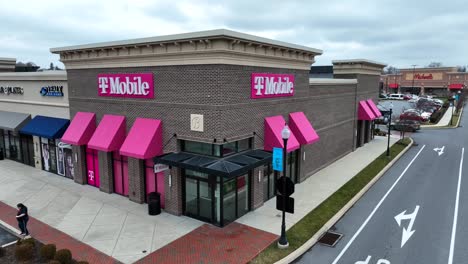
[16,203,29,236]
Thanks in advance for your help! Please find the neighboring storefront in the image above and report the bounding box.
[51,29,384,226]
[382,67,467,96]
[0,71,70,172]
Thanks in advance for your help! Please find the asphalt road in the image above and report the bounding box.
[295,107,467,264]
[0,225,17,246]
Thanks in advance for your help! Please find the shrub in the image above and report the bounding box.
[49,260,61,264]
[22,238,36,248]
[54,249,72,264]
[374,128,380,134]
[15,243,34,261]
[40,244,57,261]
[0,247,5,257]
[77,261,89,264]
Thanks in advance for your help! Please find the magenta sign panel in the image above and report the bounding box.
[251,73,295,99]
[97,73,154,99]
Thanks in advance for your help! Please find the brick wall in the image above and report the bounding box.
[98,151,114,194]
[164,167,183,215]
[72,145,87,185]
[127,157,145,203]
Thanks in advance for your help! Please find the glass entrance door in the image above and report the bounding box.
[184,175,214,223]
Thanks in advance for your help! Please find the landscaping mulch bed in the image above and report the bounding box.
[1,238,46,264]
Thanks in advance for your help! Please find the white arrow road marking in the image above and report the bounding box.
[433,146,445,156]
[332,145,426,264]
[394,205,420,247]
[448,148,464,264]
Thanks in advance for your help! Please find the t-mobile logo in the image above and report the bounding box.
[254,76,265,95]
[98,77,109,94]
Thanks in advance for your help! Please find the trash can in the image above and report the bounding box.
[148,192,161,216]
[0,149,4,160]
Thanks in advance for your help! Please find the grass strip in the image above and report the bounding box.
[250,138,411,264]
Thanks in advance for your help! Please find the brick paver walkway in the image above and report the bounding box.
[0,201,121,264]
[135,222,278,264]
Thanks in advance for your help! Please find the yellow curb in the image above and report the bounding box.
[274,138,414,264]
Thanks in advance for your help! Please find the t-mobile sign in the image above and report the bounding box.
[98,73,154,99]
[251,73,295,99]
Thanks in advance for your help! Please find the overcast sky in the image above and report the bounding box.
[1,0,467,69]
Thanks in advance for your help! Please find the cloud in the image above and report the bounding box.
[0,0,467,69]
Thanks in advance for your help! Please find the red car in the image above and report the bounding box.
[403,94,413,100]
[400,111,426,122]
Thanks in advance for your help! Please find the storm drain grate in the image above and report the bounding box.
[318,231,343,247]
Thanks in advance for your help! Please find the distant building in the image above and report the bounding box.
[309,65,333,78]
[0,58,16,72]
[382,67,467,96]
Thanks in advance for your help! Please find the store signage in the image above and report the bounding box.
[414,73,433,80]
[272,147,283,172]
[190,114,204,132]
[40,85,64,97]
[251,73,295,99]
[0,86,23,95]
[154,163,169,173]
[97,73,154,99]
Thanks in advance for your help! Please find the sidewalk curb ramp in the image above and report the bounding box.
[274,138,414,264]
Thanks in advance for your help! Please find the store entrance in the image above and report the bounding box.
[86,147,100,188]
[184,173,215,223]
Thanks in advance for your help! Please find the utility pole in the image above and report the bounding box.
[411,64,417,94]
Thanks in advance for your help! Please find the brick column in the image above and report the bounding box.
[98,151,114,194]
[164,167,183,216]
[128,157,145,204]
[72,145,87,185]
[251,167,264,210]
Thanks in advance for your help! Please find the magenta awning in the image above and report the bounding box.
[358,101,376,121]
[366,99,382,118]
[449,84,463,90]
[120,118,163,159]
[288,112,319,145]
[87,115,126,152]
[61,112,96,145]
[389,83,399,89]
[264,115,300,152]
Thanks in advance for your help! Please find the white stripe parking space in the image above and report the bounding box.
[448,148,464,264]
[331,145,427,264]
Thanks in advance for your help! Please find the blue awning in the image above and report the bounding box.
[19,115,70,139]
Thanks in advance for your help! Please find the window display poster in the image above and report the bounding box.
[64,148,74,179]
[57,147,65,176]
[42,142,50,171]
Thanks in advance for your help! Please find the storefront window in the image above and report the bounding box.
[183,141,213,156]
[237,174,249,218]
[222,142,236,156]
[237,138,250,152]
[223,178,236,224]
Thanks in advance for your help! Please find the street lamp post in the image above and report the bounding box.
[411,64,417,95]
[386,103,393,157]
[278,124,290,249]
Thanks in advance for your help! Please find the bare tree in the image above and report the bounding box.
[457,65,467,72]
[427,62,443,68]
[383,66,400,74]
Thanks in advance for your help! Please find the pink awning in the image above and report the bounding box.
[288,112,319,145]
[264,115,300,152]
[358,101,376,121]
[120,118,163,159]
[366,99,382,118]
[87,115,126,152]
[449,84,463,90]
[61,112,96,145]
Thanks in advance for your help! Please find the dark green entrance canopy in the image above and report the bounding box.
[154,149,272,179]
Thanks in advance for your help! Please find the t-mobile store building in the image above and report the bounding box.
[51,29,384,226]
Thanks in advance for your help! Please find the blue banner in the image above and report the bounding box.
[272,147,283,172]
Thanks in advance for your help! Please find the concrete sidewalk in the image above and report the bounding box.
[0,161,204,264]
[236,135,400,235]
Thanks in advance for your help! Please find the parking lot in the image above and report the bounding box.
[377,99,416,119]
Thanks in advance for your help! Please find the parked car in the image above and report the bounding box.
[403,109,432,120]
[391,120,421,132]
[400,111,427,122]
[403,94,413,100]
[379,94,389,99]
[388,94,405,100]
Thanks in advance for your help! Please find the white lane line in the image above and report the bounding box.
[332,145,426,264]
[448,147,464,264]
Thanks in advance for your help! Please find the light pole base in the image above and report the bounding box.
[277,241,289,249]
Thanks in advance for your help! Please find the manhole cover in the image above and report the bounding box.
[318,231,343,247]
